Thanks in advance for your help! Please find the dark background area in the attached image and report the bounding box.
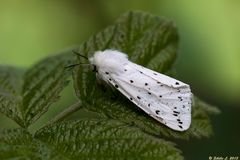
[0,1,239,159]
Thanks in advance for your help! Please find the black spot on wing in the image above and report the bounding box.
[173,111,180,114]
[178,96,183,101]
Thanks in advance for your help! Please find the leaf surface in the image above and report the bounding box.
[35,120,183,160]
[73,11,219,139]
[0,50,75,127]
[0,128,65,160]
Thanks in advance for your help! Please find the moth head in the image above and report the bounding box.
[89,56,98,72]
[91,64,97,72]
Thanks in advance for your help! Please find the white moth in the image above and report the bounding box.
[89,49,192,131]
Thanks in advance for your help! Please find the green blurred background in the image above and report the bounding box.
[0,0,239,159]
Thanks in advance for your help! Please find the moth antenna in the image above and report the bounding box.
[72,50,89,60]
[65,63,90,69]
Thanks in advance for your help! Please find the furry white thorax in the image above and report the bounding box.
[89,50,129,75]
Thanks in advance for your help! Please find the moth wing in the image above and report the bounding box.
[130,63,189,88]
[107,63,192,131]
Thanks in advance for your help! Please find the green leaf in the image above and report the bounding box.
[73,11,178,99]
[0,128,65,160]
[193,97,220,115]
[0,10,220,160]
[0,49,75,128]
[21,52,74,127]
[35,119,183,160]
[73,11,219,139]
[0,120,183,160]
[0,67,25,126]
[76,95,218,139]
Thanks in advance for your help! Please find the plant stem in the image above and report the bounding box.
[43,101,82,127]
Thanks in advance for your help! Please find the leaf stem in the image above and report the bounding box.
[43,101,82,128]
